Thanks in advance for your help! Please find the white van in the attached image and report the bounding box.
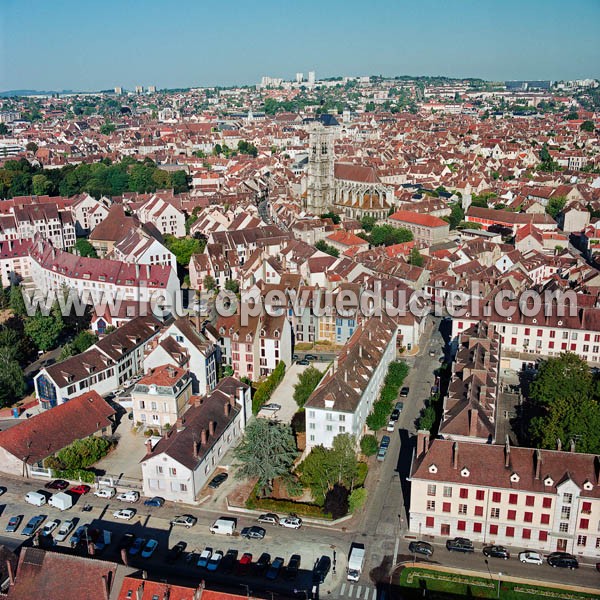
[209,517,236,535]
[25,491,47,507]
[94,487,116,499]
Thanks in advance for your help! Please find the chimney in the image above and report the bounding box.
[193,439,199,459]
[201,429,207,445]
[570,438,576,453]
[417,430,430,457]
[6,560,15,586]
[452,442,458,469]
[229,393,236,408]
[135,264,140,278]
[176,417,184,431]
[194,396,201,408]
[136,582,145,600]
[88,541,95,556]
[120,548,129,566]
[209,420,215,436]
[102,575,110,600]
[344,370,348,383]
[534,448,542,480]
[556,438,562,452]
[194,581,206,600]
[468,409,478,437]
[145,439,153,455]
[142,571,148,580]
[224,403,231,417]
[359,344,363,359]
[504,435,511,468]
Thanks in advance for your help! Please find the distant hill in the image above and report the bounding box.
[0,89,74,97]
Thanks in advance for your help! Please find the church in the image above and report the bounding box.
[304,123,394,221]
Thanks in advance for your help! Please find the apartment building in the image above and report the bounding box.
[409,433,600,558]
[111,228,177,271]
[0,238,32,286]
[136,195,186,237]
[304,313,398,450]
[388,210,450,246]
[70,193,111,235]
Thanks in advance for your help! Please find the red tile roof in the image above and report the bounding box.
[389,210,448,228]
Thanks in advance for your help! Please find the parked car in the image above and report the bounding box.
[292,354,299,361]
[129,537,146,556]
[400,387,409,398]
[262,403,281,412]
[380,435,391,448]
[208,473,228,489]
[220,549,239,574]
[313,555,331,584]
[94,487,116,499]
[395,401,404,412]
[22,515,45,536]
[170,514,197,528]
[116,491,140,503]
[409,541,434,557]
[305,354,317,361]
[547,552,578,569]
[236,552,253,576]
[254,552,271,575]
[280,516,302,529]
[297,359,310,366]
[197,547,213,568]
[483,545,510,560]
[377,445,388,461]
[54,520,75,542]
[386,420,396,432]
[166,541,187,564]
[286,554,301,580]
[118,532,136,551]
[390,408,400,422]
[70,485,90,495]
[40,519,60,537]
[519,551,543,565]
[70,525,89,548]
[45,479,69,490]
[258,513,279,525]
[0,486,6,496]
[5,516,22,533]
[266,556,285,580]
[241,526,266,540]
[144,496,165,507]
[141,539,158,559]
[112,508,136,521]
[206,550,223,572]
[446,537,474,553]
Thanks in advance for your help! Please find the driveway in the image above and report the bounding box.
[260,360,330,424]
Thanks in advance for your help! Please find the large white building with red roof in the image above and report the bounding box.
[388,209,450,245]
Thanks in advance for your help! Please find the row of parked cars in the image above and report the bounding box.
[410,538,582,570]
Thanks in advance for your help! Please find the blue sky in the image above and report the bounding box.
[1,0,599,91]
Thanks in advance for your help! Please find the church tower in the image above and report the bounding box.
[306,124,334,214]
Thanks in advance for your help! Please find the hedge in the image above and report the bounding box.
[246,493,331,519]
[252,361,286,414]
[54,468,96,483]
[360,434,379,456]
[366,361,409,431]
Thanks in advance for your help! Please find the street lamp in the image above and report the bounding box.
[497,572,503,599]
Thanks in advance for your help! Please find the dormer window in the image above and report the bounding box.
[274,329,280,339]
[260,328,266,337]
[510,473,520,483]
[583,480,593,491]
[428,464,438,474]
[544,476,554,487]
[460,467,470,478]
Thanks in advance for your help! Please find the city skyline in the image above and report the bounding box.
[1,0,599,92]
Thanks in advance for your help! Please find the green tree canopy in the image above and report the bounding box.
[360,215,376,232]
[320,212,341,225]
[24,304,65,352]
[580,120,595,133]
[233,419,298,495]
[0,346,26,408]
[163,235,203,267]
[293,366,323,409]
[315,240,340,257]
[369,225,413,246]
[408,246,424,267]
[546,195,567,219]
[74,238,98,258]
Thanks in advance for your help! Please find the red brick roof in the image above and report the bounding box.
[389,210,448,228]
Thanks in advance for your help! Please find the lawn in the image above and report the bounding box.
[396,566,600,600]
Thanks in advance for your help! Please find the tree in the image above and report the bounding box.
[99,122,116,135]
[225,279,240,294]
[163,235,202,267]
[408,246,424,267]
[0,123,8,135]
[360,434,378,456]
[580,120,595,133]
[546,195,566,219]
[323,484,350,519]
[25,142,38,154]
[539,143,552,164]
[361,215,376,232]
[320,212,341,225]
[233,419,298,495]
[369,225,413,246]
[0,346,26,407]
[24,304,65,352]
[448,203,464,230]
[315,240,339,257]
[293,366,323,408]
[566,111,579,120]
[74,238,98,258]
[32,174,51,196]
[203,275,217,291]
[237,140,258,157]
[9,285,26,316]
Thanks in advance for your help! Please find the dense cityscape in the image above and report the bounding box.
[0,2,600,600]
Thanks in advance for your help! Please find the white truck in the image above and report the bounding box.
[209,517,236,535]
[347,543,365,582]
[48,491,73,511]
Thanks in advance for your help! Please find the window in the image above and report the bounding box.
[541,514,550,525]
[559,522,569,533]
[139,400,145,409]
[561,506,571,520]
[459,488,468,499]
[581,501,592,514]
[492,492,501,503]
[169,467,177,476]
[338,426,346,433]
[457,520,466,531]
[580,518,589,530]
[505,526,515,537]
[509,493,518,504]
[427,484,437,496]
[476,490,485,501]
[156,466,163,474]
[490,507,500,519]
[426,500,436,511]
[339,414,346,422]
[563,493,573,504]
[525,495,534,506]
[326,425,333,432]
[542,497,552,509]
[443,486,452,498]
[458,504,467,515]
[489,524,498,535]
[180,483,187,492]
[473,522,482,533]
[474,506,484,517]
[522,528,531,540]
[539,531,548,542]
[577,535,587,547]
[309,423,315,430]
[326,413,333,421]
[425,517,434,528]
[524,512,533,523]
[507,510,516,521]
[442,502,451,513]
[596,538,600,549]
[309,411,315,418]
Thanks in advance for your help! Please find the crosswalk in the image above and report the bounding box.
[336,582,377,599]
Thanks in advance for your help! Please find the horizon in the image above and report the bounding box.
[1,0,599,91]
